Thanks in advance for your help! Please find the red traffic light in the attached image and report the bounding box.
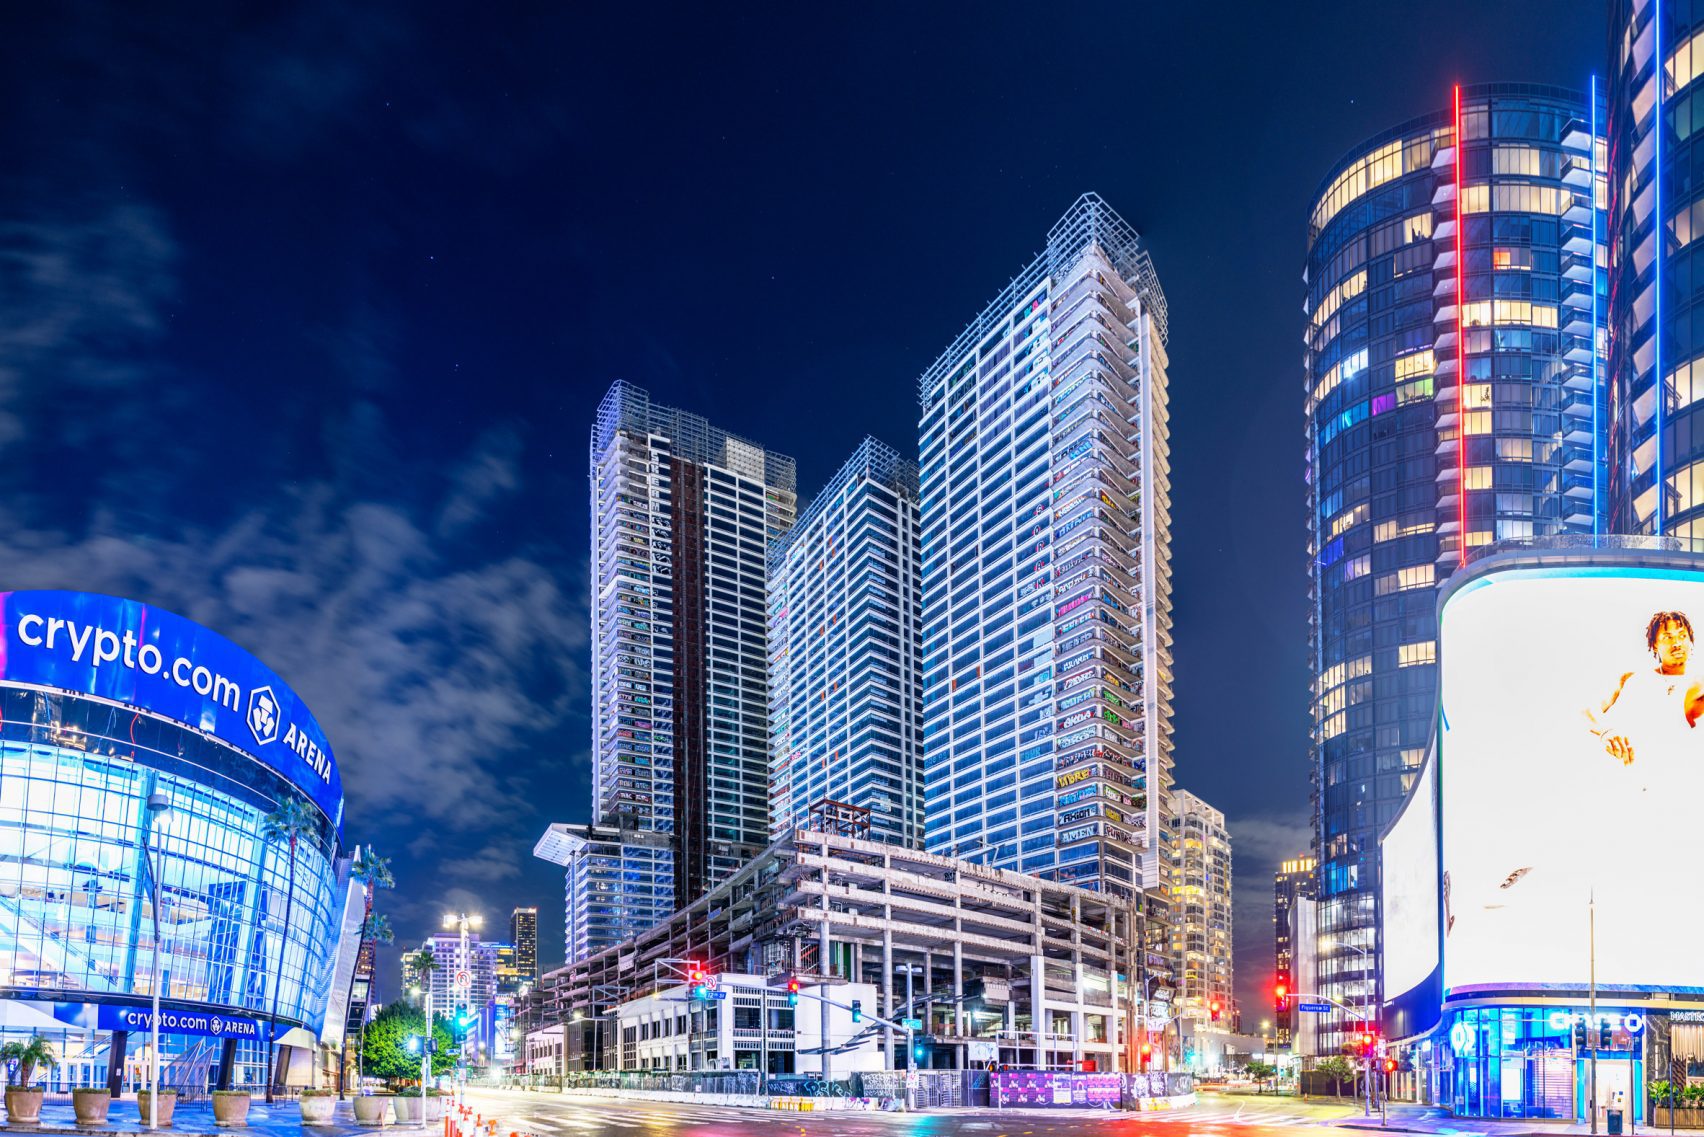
[786,977,801,993]
[1210,999,1222,1020]
[1383,1058,1398,1074]
[686,962,705,982]
[1274,982,1287,1001]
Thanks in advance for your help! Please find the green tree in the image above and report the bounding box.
[1,1036,57,1087]
[339,848,394,1097]
[260,799,316,1103]
[360,1002,453,1084]
[1245,1060,1277,1094]
[1315,1056,1354,1097]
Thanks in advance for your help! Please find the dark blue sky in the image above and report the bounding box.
[0,1,1604,1020]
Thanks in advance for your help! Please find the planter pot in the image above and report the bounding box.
[137,1090,177,1127]
[298,1095,338,1125]
[352,1095,392,1126]
[392,1097,423,1123]
[72,1090,112,1125]
[424,1097,445,1123]
[212,1093,252,1127]
[5,1087,44,1124]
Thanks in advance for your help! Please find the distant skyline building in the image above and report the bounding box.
[1272,855,1317,1046]
[1167,789,1234,1030]
[915,192,1175,904]
[767,437,924,846]
[589,380,797,920]
[1304,84,1603,1045]
[511,906,539,981]
[534,820,673,966]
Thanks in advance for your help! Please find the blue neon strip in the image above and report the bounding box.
[1593,73,1602,536]
[1657,0,1665,534]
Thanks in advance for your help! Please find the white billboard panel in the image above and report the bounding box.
[1381,754,1437,1000]
[1439,566,1704,992]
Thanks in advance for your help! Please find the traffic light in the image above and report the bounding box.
[1598,1021,1613,1050]
[1383,1058,1398,1075]
[1574,1021,1588,1051]
[1140,1041,1153,1068]
[1210,999,1222,1023]
[851,999,862,1024]
[912,1037,928,1064]
[1274,982,1287,1002]
[405,1035,421,1056]
[786,977,800,1007]
[686,962,705,982]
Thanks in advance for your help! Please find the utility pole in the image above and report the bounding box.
[1590,893,1598,1136]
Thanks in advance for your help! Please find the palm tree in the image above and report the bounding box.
[338,848,393,1097]
[259,799,316,1103]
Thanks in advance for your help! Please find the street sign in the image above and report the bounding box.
[901,1017,923,1030]
[1297,1002,1332,1013]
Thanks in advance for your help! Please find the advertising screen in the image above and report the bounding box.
[1439,566,1704,993]
[0,590,342,830]
[1380,754,1438,1000]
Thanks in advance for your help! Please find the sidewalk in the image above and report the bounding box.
[1338,1101,1643,1137]
[0,1098,391,1137]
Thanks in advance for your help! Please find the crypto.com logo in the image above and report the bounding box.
[247,686,281,746]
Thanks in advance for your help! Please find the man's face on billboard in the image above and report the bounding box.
[1654,619,1693,672]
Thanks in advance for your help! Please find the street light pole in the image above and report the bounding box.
[142,790,172,1133]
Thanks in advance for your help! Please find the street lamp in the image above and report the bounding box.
[141,790,172,1132]
[409,982,430,1130]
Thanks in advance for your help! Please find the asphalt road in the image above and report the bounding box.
[457,1087,1368,1137]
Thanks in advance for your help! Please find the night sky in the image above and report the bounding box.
[1,2,1606,1022]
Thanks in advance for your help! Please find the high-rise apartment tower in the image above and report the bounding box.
[1273,855,1316,1046]
[510,906,538,982]
[588,381,797,916]
[768,437,924,846]
[1305,85,1603,1046]
[917,193,1174,901]
[1168,789,1234,1028]
[1608,2,1704,535]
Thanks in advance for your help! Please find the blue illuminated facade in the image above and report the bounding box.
[1607,0,1704,537]
[1304,86,1604,1051]
[915,193,1173,901]
[767,437,923,846]
[0,591,345,1091]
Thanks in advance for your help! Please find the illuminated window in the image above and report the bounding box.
[1461,301,1492,327]
[1396,376,1434,406]
[1463,383,1493,409]
[1497,438,1533,461]
[1394,350,1434,380]
[1492,145,1542,177]
[1461,184,1490,213]
[1463,466,1493,490]
[1397,641,1436,667]
[1462,411,1492,435]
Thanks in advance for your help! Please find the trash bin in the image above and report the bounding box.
[1607,1108,1624,1135]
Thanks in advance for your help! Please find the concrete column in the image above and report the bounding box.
[952,936,964,1069]
[882,927,894,1069]
[1030,953,1047,1070]
[105,1031,127,1096]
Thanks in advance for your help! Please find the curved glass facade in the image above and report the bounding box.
[1304,84,1602,1050]
[0,595,345,1091]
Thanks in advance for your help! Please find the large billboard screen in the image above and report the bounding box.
[1381,754,1438,1000]
[1440,566,1704,993]
[0,590,342,830]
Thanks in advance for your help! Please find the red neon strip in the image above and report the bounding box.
[1454,84,1467,569]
